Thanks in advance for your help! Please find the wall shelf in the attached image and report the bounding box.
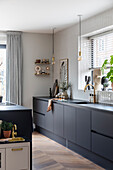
[35,62,51,65]
[34,59,50,76]
[35,73,50,76]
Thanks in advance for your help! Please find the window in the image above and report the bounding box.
[91,32,113,68]
[78,30,113,90]
[0,44,6,101]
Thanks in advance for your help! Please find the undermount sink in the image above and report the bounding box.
[8,137,25,142]
[69,101,90,104]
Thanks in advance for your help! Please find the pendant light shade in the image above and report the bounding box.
[78,15,82,61]
[52,28,55,65]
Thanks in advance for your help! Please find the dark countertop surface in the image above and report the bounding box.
[0,137,31,144]
[0,102,31,111]
[33,96,113,113]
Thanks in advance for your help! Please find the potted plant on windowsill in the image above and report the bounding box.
[1,121,13,138]
[101,55,113,91]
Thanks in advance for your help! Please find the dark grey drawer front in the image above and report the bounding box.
[33,99,47,114]
[34,112,45,128]
[92,110,113,137]
[92,133,113,161]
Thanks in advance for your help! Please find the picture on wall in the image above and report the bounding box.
[59,58,68,85]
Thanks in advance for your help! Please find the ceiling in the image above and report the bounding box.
[0,0,113,34]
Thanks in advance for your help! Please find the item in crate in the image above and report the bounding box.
[35,65,41,74]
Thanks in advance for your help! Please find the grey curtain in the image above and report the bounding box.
[6,31,23,105]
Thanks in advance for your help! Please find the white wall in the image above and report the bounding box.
[22,33,52,108]
[54,8,113,100]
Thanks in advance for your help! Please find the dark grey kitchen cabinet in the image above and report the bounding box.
[45,108,53,132]
[33,98,53,132]
[92,110,113,161]
[77,108,91,150]
[64,105,77,143]
[53,103,64,137]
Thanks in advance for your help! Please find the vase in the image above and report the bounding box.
[61,91,68,99]
[112,82,113,91]
[3,130,11,138]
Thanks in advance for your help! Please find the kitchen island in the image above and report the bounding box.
[0,102,32,170]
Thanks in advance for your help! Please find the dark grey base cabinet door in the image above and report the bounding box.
[45,110,53,132]
[53,103,64,137]
[77,108,91,150]
[64,105,77,143]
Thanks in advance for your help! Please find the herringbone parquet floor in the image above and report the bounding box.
[32,132,104,170]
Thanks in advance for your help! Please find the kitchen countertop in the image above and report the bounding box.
[33,96,113,113]
[0,137,31,144]
[0,102,31,111]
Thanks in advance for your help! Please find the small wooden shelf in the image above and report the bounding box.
[35,62,51,65]
[35,73,50,76]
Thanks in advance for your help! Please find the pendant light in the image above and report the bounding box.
[78,15,82,61]
[52,28,55,65]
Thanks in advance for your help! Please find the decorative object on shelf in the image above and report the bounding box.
[60,58,68,86]
[35,59,50,64]
[52,28,55,65]
[35,65,41,75]
[78,15,82,61]
[101,55,113,91]
[46,66,50,71]
[59,81,71,99]
[35,59,41,63]
[1,121,13,138]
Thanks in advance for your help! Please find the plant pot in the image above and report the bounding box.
[112,82,113,91]
[3,130,11,138]
[0,96,2,103]
[61,91,68,99]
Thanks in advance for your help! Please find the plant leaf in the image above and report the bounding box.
[110,55,113,65]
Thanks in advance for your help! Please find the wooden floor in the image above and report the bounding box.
[32,132,104,170]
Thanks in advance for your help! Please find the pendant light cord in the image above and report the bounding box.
[52,28,55,56]
[79,15,81,52]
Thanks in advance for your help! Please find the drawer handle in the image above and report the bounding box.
[12,148,23,151]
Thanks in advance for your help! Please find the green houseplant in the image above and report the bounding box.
[1,121,13,138]
[101,55,113,91]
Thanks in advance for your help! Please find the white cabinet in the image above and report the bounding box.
[0,142,30,170]
[0,149,5,170]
